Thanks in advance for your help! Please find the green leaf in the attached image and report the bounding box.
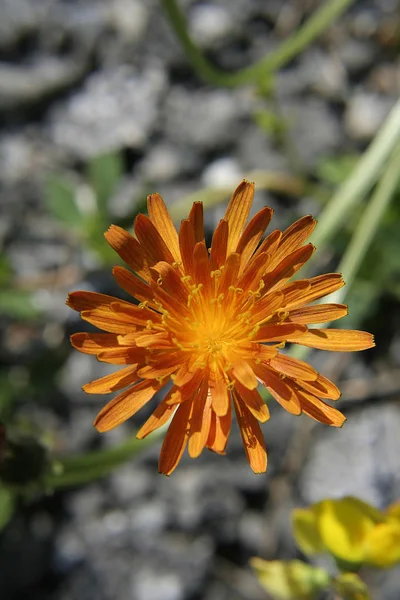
[44,176,82,227]
[0,290,40,321]
[87,152,124,213]
[0,485,14,532]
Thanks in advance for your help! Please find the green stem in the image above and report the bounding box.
[47,429,164,489]
[161,0,355,87]
[311,98,400,250]
[330,144,400,303]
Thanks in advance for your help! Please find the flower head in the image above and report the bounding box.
[67,181,374,475]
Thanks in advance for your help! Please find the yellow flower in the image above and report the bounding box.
[67,181,374,475]
[293,497,400,569]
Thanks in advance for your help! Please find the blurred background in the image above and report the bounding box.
[0,0,400,598]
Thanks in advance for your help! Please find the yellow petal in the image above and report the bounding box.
[364,521,400,567]
[292,508,326,555]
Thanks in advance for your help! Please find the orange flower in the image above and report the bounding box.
[67,181,374,475]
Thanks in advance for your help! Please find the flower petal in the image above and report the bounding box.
[287,329,375,351]
[282,273,345,309]
[136,389,177,439]
[67,291,120,312]
[234,380,270,423]
[237,252,270,294]
[253,362,301,415]
[83,364,140,394]
[147,192,181,263]
[231,358,258,390]
[94,379,161,432]
[296,389,346,426]
[134,213,175,265]
[251,290,284,324]
[288,304,348,324]
[188,201,204,243]
[179,219,196,277]
[270,215,316,268]
[297,374,341,400]
[263,244,315,292]
[206,406,231,454]
[225,180,254,254]
[254,229,282,258]
[233,390,267,473]
[70,332,121,355]
[253,322,307,342]
[210,219,228,271]
[269,353,318,381]
[158,398,193,475]
[188,381,212,458]
[210,371,230,416]
[112,266,156,306]
[236,207,273,273]
[104,225,149,279]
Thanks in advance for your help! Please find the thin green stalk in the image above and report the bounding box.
[47,428,164,489]
[329,144,400,304]
[311,98,400,250]
[161,0,355,87]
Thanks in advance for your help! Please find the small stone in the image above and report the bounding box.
[344,93,393,141]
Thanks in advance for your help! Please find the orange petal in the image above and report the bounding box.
[158,398,193,475]
[296,389,346,426]
[224,180,254,255]
[134,213,175,265]
[70,332,121,355]
[253,362,301,415]
[104,225,149,279]
[138,354,182,379]
[233,380,270,423]
[206,405,232,454]
[83,364,140,394]
[188,381,212,458]
[236,207,273,273]
[94,379,161,432]
[282,273,344,309]
[269,353,318,381]
[134,331,172,349]
[210,219,228,271]
[151,261,190,307]
[237,251,270,294]
[251,290,284,324]
[147,192,181,263]
[179,219,196,277]
[254,229,282,258]
[110,301,162,327]
[263,244,315,292]
[254,322,307,342]
[231,358,258,390]
[210,371,230,416]
[233,391,267,474]
[270,215,316,269]
[136,387,178,439]
[288,303,348,324]
[97,347,146,365]
[218,252,241,297]
[168,369,204,402]
[188,201,204,243]
[286,328,375,351]
[67,290,118,312]
[297,374,341,400]
[193,241,212,300]
[112,266,156,306]
[81,307,137,334]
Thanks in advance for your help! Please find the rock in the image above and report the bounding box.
[344,93,393,140]
[50,65,167,158]
[189,4,236,48]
